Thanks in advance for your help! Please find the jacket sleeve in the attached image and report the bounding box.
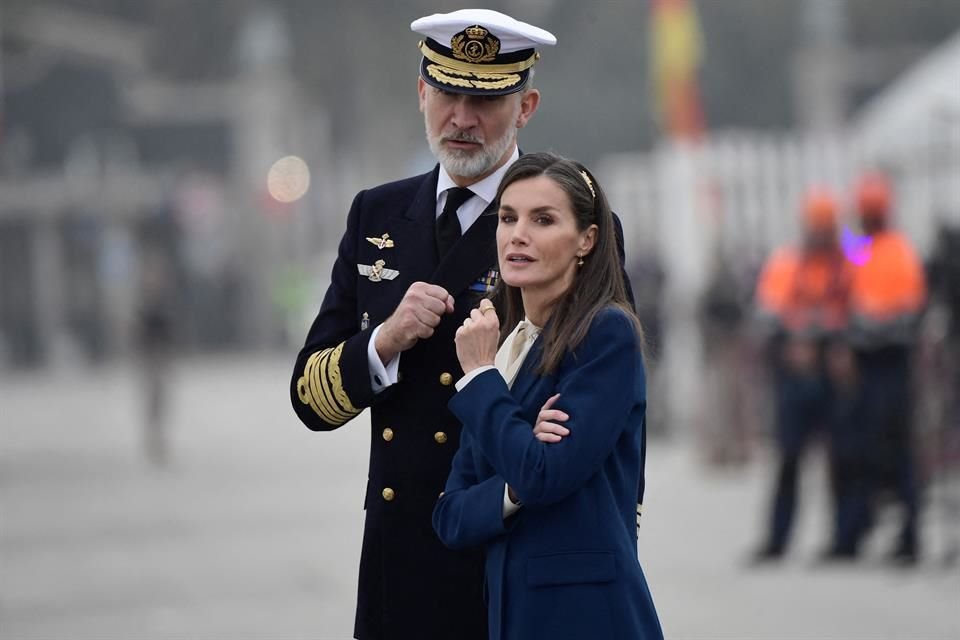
[432,427,513,550]
[449,309,644,508]
[752,248,796,333]
[289,190,382,431]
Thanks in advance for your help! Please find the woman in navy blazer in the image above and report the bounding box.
[433,153,663,640]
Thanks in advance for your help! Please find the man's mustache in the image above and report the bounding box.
[442,130,484,144]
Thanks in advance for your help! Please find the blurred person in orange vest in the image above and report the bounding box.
[750,188,854,562]
[833,171,927,564]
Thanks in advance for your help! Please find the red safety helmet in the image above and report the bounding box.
[802,187,838,232]
[855,172,892,220]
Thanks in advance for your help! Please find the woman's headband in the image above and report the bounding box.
[579,170,596,200]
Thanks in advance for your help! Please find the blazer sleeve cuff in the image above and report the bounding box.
[339,327,379,409]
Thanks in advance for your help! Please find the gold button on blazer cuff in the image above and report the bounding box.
[434,431,448,444]
[382,487,396,502]
[382,428,394,441]
[439,372,453,386]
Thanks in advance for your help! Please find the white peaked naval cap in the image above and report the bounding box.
[411,9,557,96]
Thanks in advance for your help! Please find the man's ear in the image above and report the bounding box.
[418,77,427,113]
[516,89,541,129]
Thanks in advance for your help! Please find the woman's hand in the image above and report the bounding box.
[454,299,500,373]
[533,393,570,443]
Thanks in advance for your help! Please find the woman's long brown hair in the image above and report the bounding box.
[491,152,643,375]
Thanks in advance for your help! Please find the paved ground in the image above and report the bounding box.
[2,355,958,639]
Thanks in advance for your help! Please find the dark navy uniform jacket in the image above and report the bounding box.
[290,165,633,640]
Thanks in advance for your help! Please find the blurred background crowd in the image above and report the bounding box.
[2,0,959,638]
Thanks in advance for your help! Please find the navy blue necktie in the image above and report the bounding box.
[437,187,473,258]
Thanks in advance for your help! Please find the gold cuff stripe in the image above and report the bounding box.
[310,349,351,424]
[298,368,339,424]
[419,41,538,74]
[299,350,351,424]
[314,349,355,423]
[296,352,320,409]
[327,342,360,414]
[296,345,360,424]
[426,65,522,91]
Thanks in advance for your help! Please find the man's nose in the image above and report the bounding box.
[450,96,480,129]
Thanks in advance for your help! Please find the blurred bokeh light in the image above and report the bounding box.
[266,154,310,204]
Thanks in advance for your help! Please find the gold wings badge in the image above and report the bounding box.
[365,233,394,250]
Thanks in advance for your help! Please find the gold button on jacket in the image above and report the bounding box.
[382,427,394,441]
[434,431,448,444]
[382,487,395,501]
[439,372,453,386]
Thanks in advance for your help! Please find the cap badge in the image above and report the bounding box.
[451,25,500,63]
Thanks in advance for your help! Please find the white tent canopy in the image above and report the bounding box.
[853,28,960,247]
[855,29,960,158]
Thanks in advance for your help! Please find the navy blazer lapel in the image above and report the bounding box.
[389,168,440,283]
[429,205,498,295]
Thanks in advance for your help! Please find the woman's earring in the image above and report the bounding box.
[577,254,584,267]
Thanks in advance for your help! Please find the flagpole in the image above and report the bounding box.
[649,0,711,436]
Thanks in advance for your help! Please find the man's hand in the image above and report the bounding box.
[533,393,570,443]
[782,338,818,375]
[454,299,500,373]
[825,342,858,391]
[375,282,454,363]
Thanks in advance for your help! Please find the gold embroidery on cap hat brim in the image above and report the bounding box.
[426,65,521,90]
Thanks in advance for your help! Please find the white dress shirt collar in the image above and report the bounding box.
[435,146,520,215]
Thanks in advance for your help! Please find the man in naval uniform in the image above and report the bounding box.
[291,9,630,640]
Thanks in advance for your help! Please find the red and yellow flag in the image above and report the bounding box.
[650,0,706,141]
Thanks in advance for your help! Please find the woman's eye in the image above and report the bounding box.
[535,216,553,225]
[499,214,516,223]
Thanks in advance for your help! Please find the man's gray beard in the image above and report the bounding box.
[427,125,518,179]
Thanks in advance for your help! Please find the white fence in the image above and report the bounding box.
[598,128,960,267]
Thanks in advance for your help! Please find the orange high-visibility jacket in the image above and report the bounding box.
[756,245,853,338]
[848,230,926,348]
